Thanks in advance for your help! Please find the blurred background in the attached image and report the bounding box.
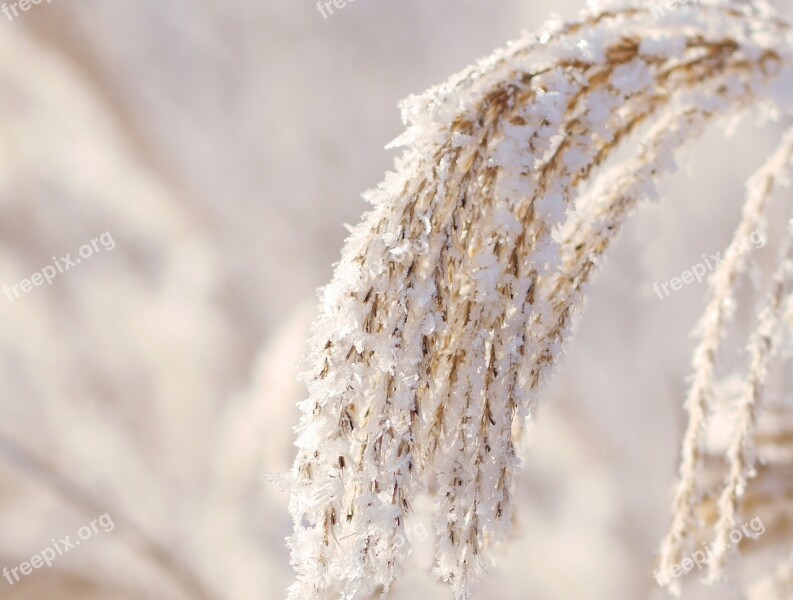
[0,0,792,598]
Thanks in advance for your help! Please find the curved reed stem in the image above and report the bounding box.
[286,4,793,598]
[659,128,793,593]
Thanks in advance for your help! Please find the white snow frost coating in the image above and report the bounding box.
[286,2,793,599]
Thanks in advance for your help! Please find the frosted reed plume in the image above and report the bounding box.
[658,128,793,593]
[707,219,793,578]
[286,2,793,598]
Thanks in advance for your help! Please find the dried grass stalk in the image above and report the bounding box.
[286,3,793,598]
[659,128,793,593]
[707,218,793,580]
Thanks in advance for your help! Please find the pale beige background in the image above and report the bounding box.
[0,1,791,598]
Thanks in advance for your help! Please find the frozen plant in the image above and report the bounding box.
[286,1,793,598]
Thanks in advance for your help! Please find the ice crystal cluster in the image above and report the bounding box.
[287,1,793,598]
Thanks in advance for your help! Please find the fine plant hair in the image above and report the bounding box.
[286,1,793,598]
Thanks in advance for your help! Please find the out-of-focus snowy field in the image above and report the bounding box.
[0,0,792,598]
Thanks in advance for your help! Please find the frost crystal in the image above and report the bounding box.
[286,3,793,598]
